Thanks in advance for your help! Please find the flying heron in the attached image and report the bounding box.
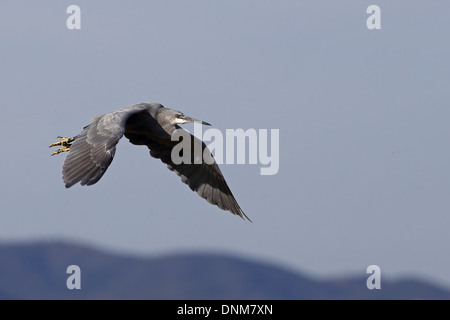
[50,102,250,221]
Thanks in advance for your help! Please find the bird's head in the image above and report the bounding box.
[170,109,211,126]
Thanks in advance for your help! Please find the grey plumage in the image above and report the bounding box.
[53,102,250,221]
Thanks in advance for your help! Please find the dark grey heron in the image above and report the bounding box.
[50,102,250,221]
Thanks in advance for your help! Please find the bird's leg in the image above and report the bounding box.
[49,136,74,147]
[49,136,75,156]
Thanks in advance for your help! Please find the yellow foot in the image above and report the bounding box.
[51,146,71,156]
[49,136,74,156]
[49,136,74,148]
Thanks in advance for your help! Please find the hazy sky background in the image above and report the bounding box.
[1,1,450,288]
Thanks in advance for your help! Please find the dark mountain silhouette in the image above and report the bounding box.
[0,241,448,300]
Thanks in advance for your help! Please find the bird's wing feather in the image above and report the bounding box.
[62,106,148,188]
[125,127,250,221]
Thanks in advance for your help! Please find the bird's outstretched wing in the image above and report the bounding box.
[62,106,148,188]
[125,127,250,221]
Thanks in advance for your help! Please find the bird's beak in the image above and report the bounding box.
[180,115,211,126]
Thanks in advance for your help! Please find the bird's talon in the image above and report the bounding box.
[51,146,71,156]
[49,137,74,154]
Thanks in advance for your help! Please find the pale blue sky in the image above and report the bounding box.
[1,1,450,288]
